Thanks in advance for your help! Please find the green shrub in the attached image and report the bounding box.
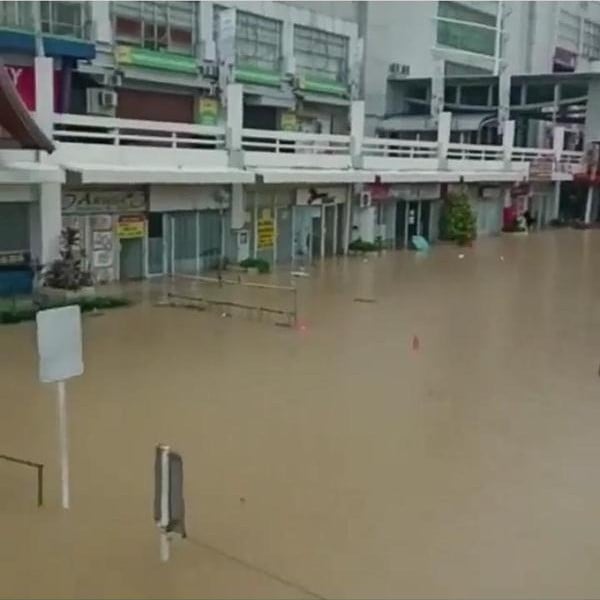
[445,191,477,246]
[0,296,130,325]
[348,239,378,253]
[239,258,270,273]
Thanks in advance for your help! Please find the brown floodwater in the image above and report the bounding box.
[1,230,600,599]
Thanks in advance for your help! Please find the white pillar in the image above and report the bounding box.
[502,120,515,166]
[38,183,62,265]
[553,126,565,177]
[226,83,243,166]
[282,19,294,76]
[553,180,561,219]
[350,100,365,168]
[34,56,54,137]
[343,186,352,254]
[585,186,594,223]
[437,112,451,170]
[358,206,375,243]
[230,183,244,229]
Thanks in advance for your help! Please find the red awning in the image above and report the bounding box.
[0,61,54,153]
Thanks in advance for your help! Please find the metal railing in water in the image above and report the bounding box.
[0,453,44,507]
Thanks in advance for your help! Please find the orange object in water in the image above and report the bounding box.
[412,335,420,351]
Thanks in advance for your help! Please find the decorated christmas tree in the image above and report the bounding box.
[446,191,477,246]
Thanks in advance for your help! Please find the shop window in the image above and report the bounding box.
[41,1,90,39]
[294,25,348,84]
[113,1,196,56]
[0,1,34,30]
[235,11,282,73]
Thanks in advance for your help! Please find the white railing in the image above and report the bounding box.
[52,113,226,150]
[560,150,584,165]
[447,143,503,161]
[362,136,438,159]
[242,129,350,155]
[511,147,555,162]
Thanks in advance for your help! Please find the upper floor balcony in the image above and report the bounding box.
[35,85,584,187]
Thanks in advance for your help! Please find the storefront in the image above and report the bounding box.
[148,185,230,276]
[475,185,504,236]
[0,188,34,295]
[61,187,148,282]
[365,182,441,249]
[244,185,349,266]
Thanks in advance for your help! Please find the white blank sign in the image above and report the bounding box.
[36,305,84,383]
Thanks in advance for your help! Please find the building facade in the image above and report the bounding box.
[0,1,594,293]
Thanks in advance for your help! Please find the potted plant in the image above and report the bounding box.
[445,191,477,246]
[41,227,95,301]
[348,239,378,254]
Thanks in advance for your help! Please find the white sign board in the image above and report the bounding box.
[36,305,84,383]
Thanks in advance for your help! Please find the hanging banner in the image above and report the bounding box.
[280,111,298,131]
[118,215,145,239]
[197,97,219,125]
[257,218,274,249]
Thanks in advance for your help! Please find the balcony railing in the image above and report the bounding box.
[363,136,438,159]
[47,112,584,177]
[241,129,351,155]
[53,114,226,150]
[447,143,504,161]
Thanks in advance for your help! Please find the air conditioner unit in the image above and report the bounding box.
[388,62,410,79]
[202,63,219,79]
[86,88,117,115]
[359,191,372,208]
[99,72,122,88]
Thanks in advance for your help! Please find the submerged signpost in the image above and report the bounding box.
[36,305,84,510]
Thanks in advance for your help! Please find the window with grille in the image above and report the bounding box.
[583,19,600,60]
[113,1,196,55]
[41,1,90,39]
[294,26,348,83]
[235,11,281,73]
[0,1,33,30]
[557,10,581,53]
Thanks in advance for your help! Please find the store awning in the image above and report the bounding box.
[62,164,255,185]
[255,169,374,184]
[0,161,64,184]
[0,62,54,153]
[375,171,461,184]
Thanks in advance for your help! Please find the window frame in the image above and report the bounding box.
[293,25,349,84]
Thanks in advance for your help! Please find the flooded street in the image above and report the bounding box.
[2,229,600,599]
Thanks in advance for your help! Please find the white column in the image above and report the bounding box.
[350,100,365,169]
[553,180,561,219]
[199,2,216,61]
[502,120,515,166]
[553,126,565,174]
[358,206,375,243]
[38,183,62,265]
[230,183,244,229]
[91,1,111,44]
[282,20,294,76]
[437,112,451,170]
[226,83,243,166]
[343,187,352,254]
[34,56,54,137]
[585,186,594,223]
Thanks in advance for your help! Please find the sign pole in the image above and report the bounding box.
[57,380,70,510]
[159,445,170,562]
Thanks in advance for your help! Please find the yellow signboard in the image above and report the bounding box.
[257,218,274,249]
[118,215,145,239]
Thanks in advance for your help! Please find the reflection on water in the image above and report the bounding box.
[1,230,600,599]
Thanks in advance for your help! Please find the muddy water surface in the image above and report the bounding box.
[1,230,600,599]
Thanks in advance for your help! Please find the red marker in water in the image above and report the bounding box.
[412,335,420,351]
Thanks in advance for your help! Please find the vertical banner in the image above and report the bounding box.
[197,97,219,125]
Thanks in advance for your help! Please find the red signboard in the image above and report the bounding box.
[4,65,61,111]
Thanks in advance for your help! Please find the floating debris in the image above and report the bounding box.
[354,297,376,303]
